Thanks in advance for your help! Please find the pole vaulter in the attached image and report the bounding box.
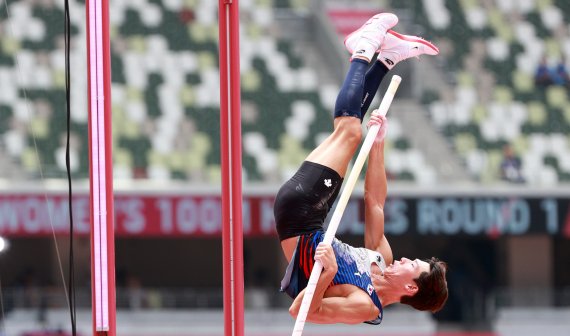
[291,75,402,336]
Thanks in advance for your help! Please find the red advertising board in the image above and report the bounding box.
[0,194,277,237]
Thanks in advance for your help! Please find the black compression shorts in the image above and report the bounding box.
[274,161,343,241]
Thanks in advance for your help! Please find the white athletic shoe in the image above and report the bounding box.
[344,13,399,62]
[377,30,439,69]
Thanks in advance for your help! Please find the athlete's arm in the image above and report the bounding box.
[289,244,377,324]
[289,243,337,319]
[304,291,378,324]
[364,117,393,264]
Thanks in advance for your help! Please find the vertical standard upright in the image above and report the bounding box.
[86,0,116,335]
[219,1,244,336]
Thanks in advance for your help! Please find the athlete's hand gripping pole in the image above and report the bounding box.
[291,75,402,336]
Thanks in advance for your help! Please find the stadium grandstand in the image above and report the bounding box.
[0,0,569,335]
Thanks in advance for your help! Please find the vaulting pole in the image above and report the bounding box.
[218,1,244,336]
[86,0,116,334]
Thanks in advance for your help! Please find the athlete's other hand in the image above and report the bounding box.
[315,242,338,273]
[367,112,388,142]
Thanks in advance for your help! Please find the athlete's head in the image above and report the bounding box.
[383,256,448,312]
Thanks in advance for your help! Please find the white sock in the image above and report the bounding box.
[351,39,377,62]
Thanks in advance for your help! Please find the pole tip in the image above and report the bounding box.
[392,75,402,84]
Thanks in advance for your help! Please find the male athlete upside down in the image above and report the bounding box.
[274,13,448,325]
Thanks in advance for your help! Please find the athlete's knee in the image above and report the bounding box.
[334,117,362,147]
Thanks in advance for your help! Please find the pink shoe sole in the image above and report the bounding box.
[387,29,439,54]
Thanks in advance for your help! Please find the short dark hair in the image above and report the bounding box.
[400,257,448,313]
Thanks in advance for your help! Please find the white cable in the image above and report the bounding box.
[291,75,402,336]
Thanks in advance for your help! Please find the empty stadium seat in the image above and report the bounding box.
[415,0,570,184]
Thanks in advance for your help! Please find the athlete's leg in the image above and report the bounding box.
[276,14,398,260]
[305,14,398,177]
[277,58,370,260]
[304,59,368,177]
[360,62,390,118]
[301,31,441,260]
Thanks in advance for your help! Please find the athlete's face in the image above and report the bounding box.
[384,257,430,295]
